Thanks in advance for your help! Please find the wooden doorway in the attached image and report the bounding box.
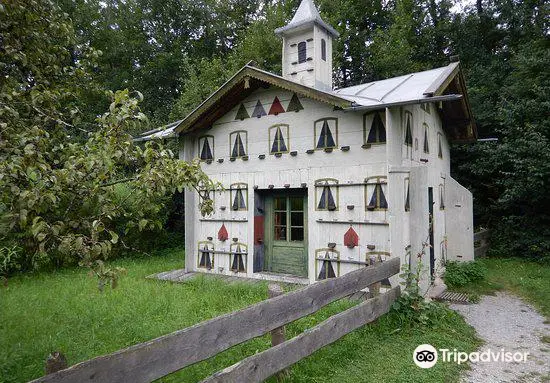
[264,190,308,277]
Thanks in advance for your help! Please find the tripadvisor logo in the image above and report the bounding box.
[413,344,529,368]
[413,344,438,368]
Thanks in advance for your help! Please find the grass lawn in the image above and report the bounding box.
[1,248,480,383]
[447,257,550,320]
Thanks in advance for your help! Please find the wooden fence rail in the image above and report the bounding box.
[474,229,491,258]
[32,257,400,383]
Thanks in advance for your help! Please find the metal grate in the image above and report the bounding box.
[435,291,471,304]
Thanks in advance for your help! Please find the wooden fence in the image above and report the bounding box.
[474,229,491,258]
[32,257,400,383]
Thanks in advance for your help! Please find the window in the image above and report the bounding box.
[314,118,337,149]
[269,124,289,154]
[273,195,305,242]
[298,41,307,63]
[364,111,386,144]
[230,243,247,273]
[439,183,445,210]
[229,131,247,158]
[365,176,388,211]
[404,112,413,146]
[230,183,248,211]
[423,123,430,153]
[316,178,338,211]
[321,39,326,61]
[198,135,214,161]
[437,132,443,158]
[404,177,410,212]
[197,241,214,269]
[316,248,339,280]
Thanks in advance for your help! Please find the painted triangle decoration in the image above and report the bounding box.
[344,226,359,248]
[369,184,388,209]
[287,93,304,112]
[218,224,228,242]
[200,138,213,160]
[231,244,246,272]
[318,251,336,280]
[251,100,266,118]
[235,103,249,120]
[231,132,246,157]
[268,96,285,115]
[316,120,336,148]
[271,126,287,153]
[199,244,212,269]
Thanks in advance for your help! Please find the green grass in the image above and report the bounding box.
[1,248,480,383]
[447,257,550,319]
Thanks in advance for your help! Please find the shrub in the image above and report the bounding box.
[444,261,487,288]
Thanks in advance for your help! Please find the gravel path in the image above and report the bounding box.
[451,292,550,383]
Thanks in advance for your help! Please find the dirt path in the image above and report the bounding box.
[451,292,550,382]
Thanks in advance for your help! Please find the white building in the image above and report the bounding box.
[141,0,476,290]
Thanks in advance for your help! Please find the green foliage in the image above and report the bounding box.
[0,1,215,288]
[444,261,487,288]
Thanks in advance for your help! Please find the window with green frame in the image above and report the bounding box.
[404,112,413,146]
[229,131,247,158]
[315,179,338,211]
[314,118,337,149]
[269,124,289,154]
[230,183,248,211]
[364,111,386,144]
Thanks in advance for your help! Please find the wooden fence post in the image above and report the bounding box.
[368,256,381,297]
[268,283,288,380]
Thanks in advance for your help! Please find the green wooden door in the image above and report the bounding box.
[265,193,308,276]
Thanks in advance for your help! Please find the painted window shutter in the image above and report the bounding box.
[318,251,336,280]
[369,184,388,209]
[318,185,336,210]
[316,120,336,149]
[200,138,213,160]
[271,126,287,153]
[232,188,246,210]
[405,115,413,146]
[199,245,212,269]
[231,132,246,157]
[367,113,386,143]
[231,244,246,272]
[423,126,430,153]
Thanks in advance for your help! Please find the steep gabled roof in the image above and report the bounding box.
[172,63,352,135]
[138,62,476,143]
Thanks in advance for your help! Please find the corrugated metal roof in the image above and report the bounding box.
[332,63,459,107]
[134,120,181,142]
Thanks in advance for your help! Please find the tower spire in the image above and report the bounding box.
[275,0,338,91]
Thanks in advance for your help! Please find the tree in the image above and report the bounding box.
[0,0,215,287]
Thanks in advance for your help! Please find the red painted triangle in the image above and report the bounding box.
[268,96,285,115]
[218,224,228,241]
[344,227,359,248]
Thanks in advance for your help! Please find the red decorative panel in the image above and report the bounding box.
[344,226,359,248]
[268,96,285,115]
[218,224,228,242]
[254,216,264,245]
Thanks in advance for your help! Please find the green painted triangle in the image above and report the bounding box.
[235,104,249,120]
[287,93,304,112]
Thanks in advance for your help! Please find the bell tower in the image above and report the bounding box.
[275,0,339,92]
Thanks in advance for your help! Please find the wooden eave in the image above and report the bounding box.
[425,63,477,143]
[173,64,353,135]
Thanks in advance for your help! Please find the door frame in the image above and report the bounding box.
[263,190,308,276]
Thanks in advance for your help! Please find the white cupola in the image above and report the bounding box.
[275,0,339,92]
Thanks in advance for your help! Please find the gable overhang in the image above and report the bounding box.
[423,62,477,143]
[173,64,352,135]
